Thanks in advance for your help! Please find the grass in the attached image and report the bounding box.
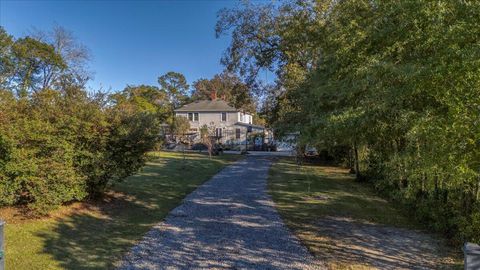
[1,151,242,270]
[268,158,461,270]
[268,160,412,228]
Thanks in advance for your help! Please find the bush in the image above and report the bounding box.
[0,28,165,214]
[87,111,160,196]
[0,88,161,214]
[0,90,87,213]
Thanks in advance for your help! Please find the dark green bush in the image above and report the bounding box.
[0,87,161,214]
[0,28,165,213]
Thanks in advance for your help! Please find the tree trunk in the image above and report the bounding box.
[476,179,480,201]
[353,141,361,181]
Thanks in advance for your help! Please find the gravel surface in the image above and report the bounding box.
[119,156,325,270]
[311,216,452,269]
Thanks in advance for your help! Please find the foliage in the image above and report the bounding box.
[30,25,92,88]
[192,71,255,112]
[0,27,162,213]
[110,84,170,118]
[11,37,66,96]
[220,1,480,244]
[216,0,325,124]
[2,152,241,269]
[200,124,216,158]
[158,71,189,109]
[268,158,458,268]
[170,115,191,144]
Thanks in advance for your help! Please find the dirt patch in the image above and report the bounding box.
[0,191,131,224]
[295,216,459,270]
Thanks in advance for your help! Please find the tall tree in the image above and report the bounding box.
[11,37,65,96]
[192,72,255,112]
[157,71,189,109]
[216,0,328,126]
[0,27,15,89]
[111,84,169,117]
[31,25,92,88]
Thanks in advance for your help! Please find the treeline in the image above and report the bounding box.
[0,26,258,214]
[0,27,163,214]
[218,1,480,243]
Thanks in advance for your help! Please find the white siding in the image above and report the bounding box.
[175,110,260,145]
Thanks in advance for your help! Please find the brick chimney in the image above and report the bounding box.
[210,90,217,101]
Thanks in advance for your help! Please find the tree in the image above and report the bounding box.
[192,71,255,112]
[0,27,162,214]
[31,25,92,88]
[219,0,480,244]
[199,124,216,158]
[158,71,189,109]
[11,37,66,96]
[170,116,190,143]
[171,116,191,166]
[216,0,328,127]
[0,27,15,89]
[110,84,170,118]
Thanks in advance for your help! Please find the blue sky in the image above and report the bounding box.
[0,0,252,92]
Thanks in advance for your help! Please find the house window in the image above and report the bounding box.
[216,128,222,138]
[221,112,227,122]
[235,128,241,139]
[188,113,198,121]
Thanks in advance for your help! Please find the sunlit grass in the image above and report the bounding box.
[268,158,461,270]
[268,159,412,227]
[1,151,242,270]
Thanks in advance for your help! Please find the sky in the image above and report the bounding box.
[0,0,250,92]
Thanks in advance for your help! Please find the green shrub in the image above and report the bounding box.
[0,87,161,214]
[0,28,164,214]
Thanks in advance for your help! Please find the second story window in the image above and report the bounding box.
[221,112,227,122]
[188,113,193,121]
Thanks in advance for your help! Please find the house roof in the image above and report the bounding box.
[174,100,238,112]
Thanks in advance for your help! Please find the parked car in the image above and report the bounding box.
[304,146,319,157]
[191,143,208,151]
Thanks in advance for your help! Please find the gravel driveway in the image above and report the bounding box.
[119,156,324,270]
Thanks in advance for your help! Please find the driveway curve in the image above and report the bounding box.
[120,156,324,270]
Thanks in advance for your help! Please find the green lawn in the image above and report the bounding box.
[268,159,413,228]
[268,158,460,269]
[2,151,241,270]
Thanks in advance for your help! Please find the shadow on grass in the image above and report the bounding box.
[269,158,461,270]
[34,153,239,270]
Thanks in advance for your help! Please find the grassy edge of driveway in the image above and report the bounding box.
[267,157,462,270]
[1,151,242,270]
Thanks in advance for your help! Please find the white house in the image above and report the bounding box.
[174,99,265,148]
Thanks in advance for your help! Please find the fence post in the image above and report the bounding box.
[0,220,4,270]
[464,242,480,270]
